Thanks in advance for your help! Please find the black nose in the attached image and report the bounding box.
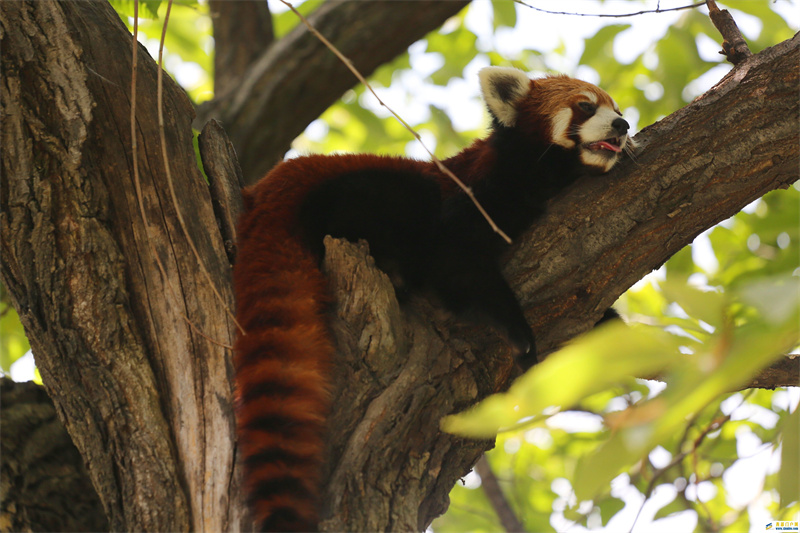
[612,117,629,136]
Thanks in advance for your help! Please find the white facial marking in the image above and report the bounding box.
[550,108,575,148]
[580,150,617,173]
[580,105,621,142]
[577,100,630,172]
[580,90,598,104]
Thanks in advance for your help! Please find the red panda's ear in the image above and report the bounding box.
[478,67,531,127]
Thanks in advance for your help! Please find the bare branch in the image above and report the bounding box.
[706,0,753,65]
[513,0,706,18]
[744,355,799,391]
[475,456,527,532]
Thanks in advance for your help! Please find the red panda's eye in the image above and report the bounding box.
[578,101,597,115]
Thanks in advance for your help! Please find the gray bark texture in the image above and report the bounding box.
[0,0,797,530]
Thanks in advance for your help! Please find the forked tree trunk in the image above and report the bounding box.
[1,0,797,531]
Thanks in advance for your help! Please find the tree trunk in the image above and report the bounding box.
[1,1,240,530]
[1,0,797,531]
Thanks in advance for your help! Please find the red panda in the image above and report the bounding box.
[233,67,632,531]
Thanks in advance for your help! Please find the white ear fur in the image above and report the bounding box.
[478,67,531,127]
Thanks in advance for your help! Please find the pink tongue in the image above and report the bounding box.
[592,140,622,153]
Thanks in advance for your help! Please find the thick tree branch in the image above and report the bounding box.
[746,355,800,391]
[195,0,469,183]
[209,0,274,97]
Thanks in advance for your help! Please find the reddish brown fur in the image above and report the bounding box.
[233,74,621,531]
[516,75,617,141]
[234,154,440,531]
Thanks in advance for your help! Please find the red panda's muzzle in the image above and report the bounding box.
[586,137,623,153]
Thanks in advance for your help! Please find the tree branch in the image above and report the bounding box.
[209,0,274,98]
[475,456,526,532]
[195,0,469,183]
[706,0,753,65]
[744,355,799,391]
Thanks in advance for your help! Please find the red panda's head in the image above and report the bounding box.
[479,67,633,173]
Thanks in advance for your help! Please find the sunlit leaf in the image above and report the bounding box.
[780,406,800,507]
[660,279,726,329]
[598,497,625,525]
[579,24,631,67]
[492,0,517,30]
[0,299,31,373]
[109,0,163,20]
[442,322,682,438]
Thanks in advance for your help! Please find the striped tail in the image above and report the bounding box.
[233,218,334,532]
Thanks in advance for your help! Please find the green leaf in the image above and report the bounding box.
[0,299,31,373]
[427,26,478,85]
[579,24,631,67]
[598,497,626,525]
[665,245,696,282]
[660,279,726,329]
[574,295,798,501]
[653,495,686,520]
[780,407,800,507]
[492,0,517,30]
[441,322,682,438]
[109,0,163,20]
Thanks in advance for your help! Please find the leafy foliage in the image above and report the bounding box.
[0,284,30,374]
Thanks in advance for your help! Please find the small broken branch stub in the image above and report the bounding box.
[706,0,753,65]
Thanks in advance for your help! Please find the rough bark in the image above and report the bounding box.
[1,0,798,532]
[1,1,242,531]
[0,377,108,533]
[195,0,469,184]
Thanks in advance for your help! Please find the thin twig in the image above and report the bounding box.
[278,0,512,244]
[513,0,706,18]
[475,455,527,532]
[155,0,245,336]
[627,391,752,533]
[706,0,753,65]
